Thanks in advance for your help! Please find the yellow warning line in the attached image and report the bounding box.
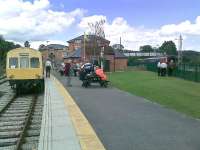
[52,76,106,150]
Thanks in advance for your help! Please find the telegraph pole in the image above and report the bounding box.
[178,35,183,65]
[120,37,122,52]
[84,32,86,62]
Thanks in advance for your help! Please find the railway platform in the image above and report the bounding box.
[38,76,105,150]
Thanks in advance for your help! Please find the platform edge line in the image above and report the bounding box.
[53,76,106,150]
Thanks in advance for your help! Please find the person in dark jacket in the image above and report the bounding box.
[64,60,72,86]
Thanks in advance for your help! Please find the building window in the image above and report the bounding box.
[9,57,18,69]
[20,57,29,68]
[75,40,82,44]
[30,57,40,68]
[63,52,68,57]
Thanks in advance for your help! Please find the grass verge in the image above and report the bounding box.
[108,70,200,118]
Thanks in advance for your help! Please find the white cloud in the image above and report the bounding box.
[79,15,176,50]
[1,0,200,51]
[29,40,67,49]
[79,15,200,51]
[160,16,200,36]
[0,0,85,42]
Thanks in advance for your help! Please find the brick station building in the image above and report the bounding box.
[66,35,127,72]
[39,44,68,63]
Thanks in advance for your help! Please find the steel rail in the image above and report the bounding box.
[15,95,38,150]
[0,94,16,116]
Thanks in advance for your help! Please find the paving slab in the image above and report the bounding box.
[54,72,200,150]
[38,78,81,150]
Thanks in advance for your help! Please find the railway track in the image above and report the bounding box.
[0,76,7,85]
[0,94,44,150]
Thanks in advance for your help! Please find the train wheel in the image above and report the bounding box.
[37,80,44,93]
[16,83,21,95]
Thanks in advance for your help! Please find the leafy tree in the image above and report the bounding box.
[112,44,124,50]
[139,45,154,52]
[0,36,21,71]
[39,44,46,51]
[24,41,30,48]
[0,35,4,41]
[182,51,200,64]
[159,41,177,55]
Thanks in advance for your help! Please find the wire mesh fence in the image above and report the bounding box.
[130,63,200,83]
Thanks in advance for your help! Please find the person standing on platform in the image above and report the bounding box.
[160,61,167,76]
[168,60,175,76]
[157,61,161,76]
[45,59,52,78]
[64,60,72,86]
[72,62,78,77]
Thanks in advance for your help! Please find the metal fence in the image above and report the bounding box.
[131,63,200,83]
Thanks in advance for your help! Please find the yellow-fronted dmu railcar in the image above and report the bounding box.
[6,47,44,93]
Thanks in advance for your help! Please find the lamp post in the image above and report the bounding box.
[175,34,183,65]
[101,46,104,70]
[156,44,160,57]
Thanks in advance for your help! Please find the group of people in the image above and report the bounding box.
[45,58,107,86]
[157,59,176,77]
[45,59,73,86]
[58,60,107,86]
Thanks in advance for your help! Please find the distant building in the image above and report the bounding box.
[68,34,110,54]
[66,34,127,72]
[39,44,68,62]
[123,50,165,57]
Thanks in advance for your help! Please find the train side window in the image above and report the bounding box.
[31,57,40,68]
[20,57,29,68]
[9,57,18,69]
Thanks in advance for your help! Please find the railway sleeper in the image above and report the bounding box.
[26,130,40,137]
[1,113,28,117]
[7,106,30,109]
[21,143,38,150]
[32,111,42,116]
[0,116,26,122]
[31,116,42,120]
[30,120,41,124]
[0,137,18,147]
[0,131,20,139]
[0,121,24,127]
[0,126,23,132]
[24,136,39,143]
[5,110,29,114]
[0,144,16,150]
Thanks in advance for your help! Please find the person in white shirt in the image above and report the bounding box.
[45,59,52,78]
[160,62,167,76]
[157,61,161,76]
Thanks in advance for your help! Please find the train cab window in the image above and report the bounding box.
[9,57,18,69]
[31,57,40,68]
[20,57,29,68]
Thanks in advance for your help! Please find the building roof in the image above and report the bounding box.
[46,44,66,49]
[40,44,67,51]
[65,48,81,58]
[67,35,110,44]
[64,48,127,59]
[114,49,127,58]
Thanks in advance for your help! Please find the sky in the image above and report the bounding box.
[0,0,200,51]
